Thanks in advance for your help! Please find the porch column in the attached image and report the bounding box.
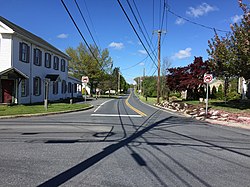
[0,76,2,103]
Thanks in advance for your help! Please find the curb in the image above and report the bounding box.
[0,105,94,119]
[152,103,250,130]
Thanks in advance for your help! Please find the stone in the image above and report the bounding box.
[218,117,227,121]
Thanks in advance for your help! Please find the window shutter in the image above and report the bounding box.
[39,50,42,66]
[33,77,36,95]
[33,49,36,65]
[26,79,29,96]
[19,43,22,61]
[27,45,30,63]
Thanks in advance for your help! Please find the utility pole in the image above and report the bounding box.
[118,70,120,95]
[153,30,166,103]
[142,67,145,96]
[157,30,162,104]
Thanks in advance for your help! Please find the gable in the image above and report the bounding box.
[0,22,14,34]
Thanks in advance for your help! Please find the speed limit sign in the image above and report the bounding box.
[204,74,213,83]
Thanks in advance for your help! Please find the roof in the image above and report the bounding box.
[0,16,70,60]
[68,76,82,83]
[0,67,29,79]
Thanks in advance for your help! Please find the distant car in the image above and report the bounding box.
[105,90,116,94]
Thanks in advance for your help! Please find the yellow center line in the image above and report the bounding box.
[125,93,147,117]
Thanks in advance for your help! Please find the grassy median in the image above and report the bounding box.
[0,103,91,117]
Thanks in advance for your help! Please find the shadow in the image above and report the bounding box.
[37,116,172,187]
[127,145,147,166]
[45,140,78,144]
[155,128,250,158]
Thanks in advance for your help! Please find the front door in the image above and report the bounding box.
[1,80,14,103]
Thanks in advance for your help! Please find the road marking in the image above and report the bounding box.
[91,114,142,117]
[125,94,147,117]
[94,99,114,113]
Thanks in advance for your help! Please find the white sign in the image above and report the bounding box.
[82,76,89,83]
[204,74,213,83]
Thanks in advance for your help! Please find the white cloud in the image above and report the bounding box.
[231,14,243,23]
[175,18,186,25]
[138,49,147,55]
[57,33,68,39]
[139,62,145,66]
[173,48,192,59]
[108,42,124,50]
[186,3,217,18]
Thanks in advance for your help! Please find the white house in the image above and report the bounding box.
[0,16,82,104]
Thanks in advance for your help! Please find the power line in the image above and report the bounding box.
[125,0,157,61]
[83,0,101,48]
[167,7,230,33]
[121,55,149,71]
[132,0,156,54]
[60,0,105,71]
[73,0,100,53]
[117,0,158,68]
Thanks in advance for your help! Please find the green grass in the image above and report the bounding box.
[0,103,91,117]
[184,99,250,114]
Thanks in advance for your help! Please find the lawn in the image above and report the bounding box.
[181,100,250,114]
[137,93,250,114]
[0,103,91,117]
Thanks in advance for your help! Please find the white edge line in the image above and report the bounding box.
[94,99,114,113]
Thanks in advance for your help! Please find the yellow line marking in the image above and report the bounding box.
[125,93,147,117]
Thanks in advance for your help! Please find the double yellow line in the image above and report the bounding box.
[125,94,147,117]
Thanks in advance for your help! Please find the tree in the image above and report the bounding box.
[229,0,250,80]
[66,43,113,96]
[161,57,171,100]
[166,57,210,100]
[207,0,250,100]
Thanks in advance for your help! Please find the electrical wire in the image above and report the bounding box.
[132,0,156,54]
[125,0,157,61]
[74,0,101,54]
[117,0,158,68]
[167,7,230,33]
[60,0,105,71]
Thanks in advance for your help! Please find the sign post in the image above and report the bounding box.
[204,74,213,117]
[82,76,89,103]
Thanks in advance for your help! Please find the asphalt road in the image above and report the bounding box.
[0,90,250,187]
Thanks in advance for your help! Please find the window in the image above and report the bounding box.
[21,79,29,97]
[34,48,42,66]
[68,82,72,93]
[74,83,77,93]
[45,53,51,68]
[61,59,66,72]
[53,81,58,95]
[33,77,41,96]
[53,56,59,70]
[61,80,67,94]
[19,42,30,63]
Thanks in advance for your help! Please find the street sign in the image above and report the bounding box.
[204,74,213,83]
[82,76,89,83]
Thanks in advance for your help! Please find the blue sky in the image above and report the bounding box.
[1,0,247,84]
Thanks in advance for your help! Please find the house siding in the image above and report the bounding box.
[0,33,12,71]
[0,17,82,104]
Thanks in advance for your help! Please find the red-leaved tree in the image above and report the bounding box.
[166,57,211,99]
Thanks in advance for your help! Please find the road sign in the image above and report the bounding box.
[204,74,213,83]
[82,76,89,83]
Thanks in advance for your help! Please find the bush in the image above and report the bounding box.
[227,91,241,101]
[215,84,224,100]
[169,92,181,98]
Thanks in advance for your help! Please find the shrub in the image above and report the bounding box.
[227,91,241,101]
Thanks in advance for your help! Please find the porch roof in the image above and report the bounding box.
[0,67,29,79]
[45,74,61,82]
